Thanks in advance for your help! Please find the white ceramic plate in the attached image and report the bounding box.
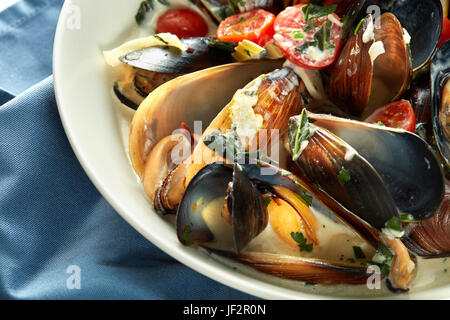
[53,0,450,299]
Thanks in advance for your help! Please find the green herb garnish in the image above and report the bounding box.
[302,4,337,22]
[244,49,251,56]
[400,213,414,221]
[292,30,306,39]
[215,4,234,20]
[295,41,318,53]
[135,0,154,25]
[264,198,271,207]
[230,0,245,10]
[207,38,238,52]
[385,216,402,231]
[305,281,317,286]
[353,246,366,259]
[157,0,171,6]
[375,121,385,126]
[153,34,169,45]
[338,168,350,186]
[203,128,245,161]
[182,226,194,245]
[291,232,314,252]
[295,193,313,207]
[315,20,334,51]
[281,169,291,176]
[290,109,311,161]
[354,18,365,35]
[304,23,318,32]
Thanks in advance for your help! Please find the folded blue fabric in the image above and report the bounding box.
[0,1,255,299]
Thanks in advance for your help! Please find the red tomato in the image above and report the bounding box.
[216,9,275,46]
[156,8,208,38]
[364,100,416,133]
[273,5,343,69]
[438,17,450,47]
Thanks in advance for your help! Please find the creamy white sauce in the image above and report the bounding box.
[230,75,265,138]
[362,18,375,43]
[403,28,411,45]
[283,60,327,101]
[368,40,385,64]
[327,14,343,27]
[344,146,357,161]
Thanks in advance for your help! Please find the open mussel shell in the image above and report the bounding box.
[120,37,234,74]
[177,163,231,245]
[328,13,412,117]
[431,40,450,165]
[288,115,399,230]
[230,164,269,252]
[210,250,373,285]
[308,113,445,221]
[129,59,283,178]
[176,162,268,251]
[354,0,442,71]
[403,180,450,257]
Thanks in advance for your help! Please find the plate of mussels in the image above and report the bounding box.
[53,0,450,299]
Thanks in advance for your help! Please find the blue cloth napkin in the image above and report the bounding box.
[0,0,255,299]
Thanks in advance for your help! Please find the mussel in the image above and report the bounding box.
[112,37,235,110]
[431,40,450,166]
[353,0,443,71]
[327,13,412,118]
[150,66,307,213]
[176,160,375,285]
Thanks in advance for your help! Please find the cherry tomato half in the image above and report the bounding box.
[216,9,275,46]
[364,100,416,133]
[156,8,208,39]
[273,5,343,69]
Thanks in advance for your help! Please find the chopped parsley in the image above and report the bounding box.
[304,23,318,32]
[290,109,311,161]
[295,193,313,207]
[264,198,271,207]
[292,30,306,39]
[295,20,334,53]
[400,213,414,221]
[302,3,337,22]
[385,216,402,232]
[207,38,238,52]
[305,281,317,286]
[353,246,366,259]
[135,0,171,24]
[215,4,234,20]
[338,168,350,186]
[157,0,171,5]
[153,34,168,45]
[182,226,194,245]
[244,49,251,56]
[229,0,245,10]
[361,243,394,276]
[291,232,314,252]
[135,0,154,25]
[354,18,365,35]
[374,121,385,127]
